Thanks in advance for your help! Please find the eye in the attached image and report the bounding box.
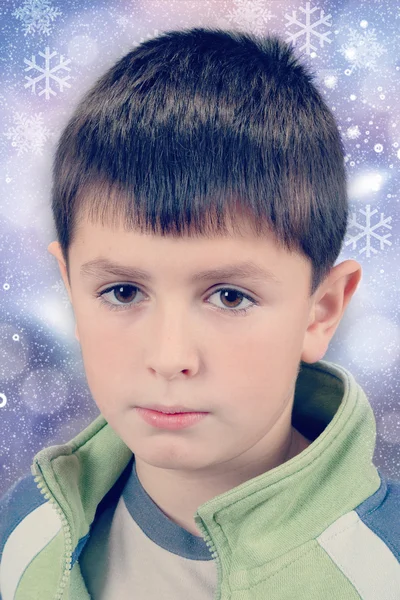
[96,284,142,310]
[95,284,258,316]
[209,288,255,315]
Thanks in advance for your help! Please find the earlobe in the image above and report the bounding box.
[301,344,328,365]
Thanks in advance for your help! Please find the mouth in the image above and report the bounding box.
[138,404,207,414]
[135,407,209,429]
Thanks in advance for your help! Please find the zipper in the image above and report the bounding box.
[30,461,73,600]
[194,513,223,600]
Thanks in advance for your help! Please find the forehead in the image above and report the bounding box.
[71,213,311,292]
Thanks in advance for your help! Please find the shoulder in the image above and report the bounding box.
[355,470,400,561]
[0,472,48,562]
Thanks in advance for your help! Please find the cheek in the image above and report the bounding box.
[224,311,305,397]
[76,319,130,414]
[230,308,303,365]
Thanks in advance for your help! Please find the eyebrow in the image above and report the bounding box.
[80,257,282,286]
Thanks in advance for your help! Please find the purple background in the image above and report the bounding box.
[1,0,399,497]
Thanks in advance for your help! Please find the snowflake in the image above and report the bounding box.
[0,393,7,408]
[24,47,72,100]
[225,0,275,35]
[346,125,361,139]
[339,28,386,74]
[284,1,332,56]
[345,205,392,258]
[323,74,338,89]
[3,112,51,155]
[13,0,62,37]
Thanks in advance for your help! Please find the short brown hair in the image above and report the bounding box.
[51,26,349,296]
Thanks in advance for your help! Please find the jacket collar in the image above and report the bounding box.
[32,359,381,568]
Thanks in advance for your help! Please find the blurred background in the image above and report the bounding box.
[0,0,399,497]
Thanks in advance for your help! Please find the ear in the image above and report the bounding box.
[47,241,80,343]
[301,260,362,364]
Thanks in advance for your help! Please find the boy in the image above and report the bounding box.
[0,26,399,600]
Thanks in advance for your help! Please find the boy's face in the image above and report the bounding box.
[48,212,353,476]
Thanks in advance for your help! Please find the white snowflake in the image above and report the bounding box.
[323,74,338,89]
[0,393,7,408]
[284,1,332,56]
[345,205,392,258]
[339,28,386,75]
[225,0,275,35]
[3,112,51,155]
[13,0,62,37]
[346,125,361,139]
[24,47,72,100]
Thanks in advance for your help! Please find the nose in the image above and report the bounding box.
[146,305,199,379]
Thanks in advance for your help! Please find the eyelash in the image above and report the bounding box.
[95,284,258,316]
